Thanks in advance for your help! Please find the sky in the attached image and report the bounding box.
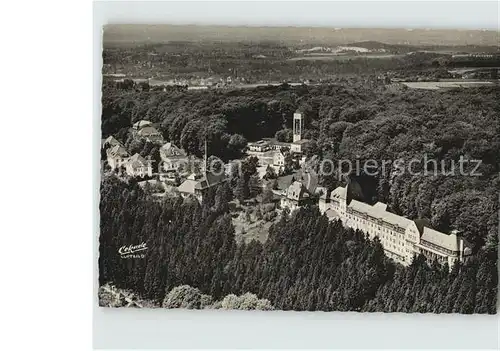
[96,1,500,30]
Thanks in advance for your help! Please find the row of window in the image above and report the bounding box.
[420,240,458,256]
[347,210,405,234]
[345,212,412,258]
[347,213,406,239]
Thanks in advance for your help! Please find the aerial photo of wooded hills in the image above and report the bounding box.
[99,25,498,313]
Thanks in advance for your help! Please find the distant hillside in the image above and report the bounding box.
[103,25,499,48]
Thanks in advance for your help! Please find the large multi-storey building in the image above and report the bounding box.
[319,184,471,267]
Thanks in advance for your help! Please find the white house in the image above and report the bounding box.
[131,120,163,143]
[159,142,189,172]
[273,149,286,167]
[106,144,129,170]
[124,153,153,178]
[280,181,308,212]
[248,140,271,152]
[136,126,164,143]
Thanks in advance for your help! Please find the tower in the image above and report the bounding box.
[293,112,303,142]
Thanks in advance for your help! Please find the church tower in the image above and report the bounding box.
[293,111,303,142]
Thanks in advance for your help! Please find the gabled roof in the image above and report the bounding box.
[421,227,459,252]
[262,138,290,147]
[132,120,152,130]
[178,179,198,195]
[291,139,310,145]
[248,140,269,146]
[348,199,373,214]
[137,126,161,136]
[194,172,227,190]
[160,142,187,158]
[256,166,268,179]
[347,198,412,229]
[274,149,286,158]
[381,211,413,229]
[286,181,305,201]
[126,153,149,170]
[276,174,295,191]
[178,172,227,194]
[102,136,122,148]
[373,202,388,212]
[107,144,129,158]
[330,186,347,201]
[300,170,318,194]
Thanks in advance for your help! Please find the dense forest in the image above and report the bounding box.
[100,39,499,312]
[99,177,497,313]
[101,82,499,249]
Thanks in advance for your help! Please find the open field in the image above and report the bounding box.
[232,205,281,244]
[288,54,401,61]
[233,216,274,243]
[401,80,496,90]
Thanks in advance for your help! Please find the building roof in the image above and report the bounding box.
[348,198,412,229]
[373,202,388,211]
[126,153,149,170]
[248,140,269,146]
[133,120,152,130]
[178,171,227,194]
[348,199,374,215]
[261,138,291,147]
[421,227,459,252]
[337,185,466,253]
[274,149,286,159]
[317,187,328,199]
[194,172,227,190]
[330,186,347,201]
[276,174,296,191]
[137,126,161,136]
[291,139,310,145]
[107,144,129,158]
[381,211,413,229]
[299,170,318,194]
[160,142,187,158]
[286,181,305,201]
[102,136,122,148]
[256,165,268,179]
[177,179,198,195]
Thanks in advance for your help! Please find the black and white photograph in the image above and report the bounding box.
[98,19,498,314]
